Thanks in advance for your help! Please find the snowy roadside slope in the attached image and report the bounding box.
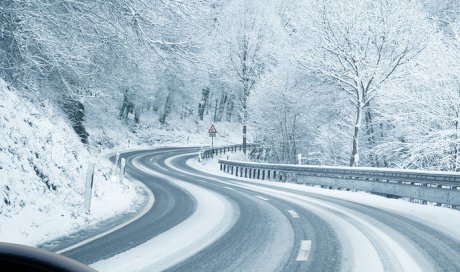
[0,79,139,246]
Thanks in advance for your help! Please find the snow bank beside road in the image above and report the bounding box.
[0,79,139,246]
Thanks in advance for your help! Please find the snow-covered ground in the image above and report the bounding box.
[0,80,139,246]
[190,156,460,240]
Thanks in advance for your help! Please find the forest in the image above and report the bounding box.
[2,0,460,171]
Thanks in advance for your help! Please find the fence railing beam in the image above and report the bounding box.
[218,159,460,207]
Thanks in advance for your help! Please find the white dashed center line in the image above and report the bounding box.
[287,210,299,218]
[223,186,235,191]
[296,240,312,261]
[254,195,269,201]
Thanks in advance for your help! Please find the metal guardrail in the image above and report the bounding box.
[218,159,460,207]
[201,144,257,159]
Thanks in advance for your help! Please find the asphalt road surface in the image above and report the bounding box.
[56,147,460,271]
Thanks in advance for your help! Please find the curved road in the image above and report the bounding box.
[58,147,460,271]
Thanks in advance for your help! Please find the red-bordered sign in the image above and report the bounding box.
[208,124,217,133]
[208,124,217,137]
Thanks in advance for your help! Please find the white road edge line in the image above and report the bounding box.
[56,172,155,254]
[296,240,312,261]
[254,195,269,201]
[224,186,235,191]
[287,209,299,218]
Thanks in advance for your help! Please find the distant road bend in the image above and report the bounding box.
[61,147,460,272]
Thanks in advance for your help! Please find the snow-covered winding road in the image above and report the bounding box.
[61,147,460,271]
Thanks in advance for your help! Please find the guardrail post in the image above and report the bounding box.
[262,170,265,180]
[84,162,95,213]
[436,184,443,206]
[420,183,428,204]
[245,168,248,178]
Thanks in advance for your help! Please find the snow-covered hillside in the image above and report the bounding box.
[0,79,139,245]
[84,94,247,151]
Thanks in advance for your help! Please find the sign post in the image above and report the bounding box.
[120,158,126,184]
[298,153,302,165]
[198,147,203,163]
[208,124,217,158]
[84,162,95,213]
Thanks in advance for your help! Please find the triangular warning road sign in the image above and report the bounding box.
[208,124,217,134]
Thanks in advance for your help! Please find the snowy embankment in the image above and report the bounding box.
[0,79,139,246]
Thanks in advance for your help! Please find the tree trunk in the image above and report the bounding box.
[242,92,248,154]
[216,92,227,122]
[453,110,460,171]
[364,107,377,166]
[291,115,297,164]
[350,105,363,167]
[160,91,172,125]
[198,87,210,121]
[226,95,234,122]
[213,98,218,122]
[119,94,129,118]
[134,106,142,123]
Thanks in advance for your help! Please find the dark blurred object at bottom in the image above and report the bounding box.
[0,242,96,272]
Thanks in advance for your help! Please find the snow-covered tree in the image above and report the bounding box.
[294,0,432,166]
[368,18,460,171]
[215,0,285,153]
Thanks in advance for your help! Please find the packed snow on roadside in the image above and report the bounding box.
[190,155,460,239]
[0,79,140,246]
